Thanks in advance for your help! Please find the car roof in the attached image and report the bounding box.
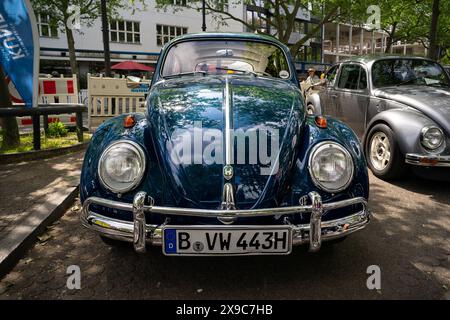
[164,32,289,52]
[341,55,436,65]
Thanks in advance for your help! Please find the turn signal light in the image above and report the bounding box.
[315,116,327,129]
[124,115,136,128]
[419,158,439,165]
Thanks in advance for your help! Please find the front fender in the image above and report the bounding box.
[79,113,163,206]
[364,108,438,155]
[285,116,369,223]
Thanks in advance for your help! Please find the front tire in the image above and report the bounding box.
[365,123,406,180]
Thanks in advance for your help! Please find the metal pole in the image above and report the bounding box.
[32,114,41,150]
[101,0,112,77]
[202,0,206,32]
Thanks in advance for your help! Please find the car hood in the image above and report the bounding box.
[373,85,450,134]
[146,75,304,209]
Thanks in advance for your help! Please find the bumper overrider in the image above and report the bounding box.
[81,191,371,254]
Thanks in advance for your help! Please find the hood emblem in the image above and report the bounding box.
[223,165,234,180]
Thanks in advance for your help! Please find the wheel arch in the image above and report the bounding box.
[363,109,434,156]
[305,92,323,115]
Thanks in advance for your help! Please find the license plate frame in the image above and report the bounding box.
[162,225,293,256]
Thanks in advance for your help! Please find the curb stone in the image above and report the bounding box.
[0,186,79,279]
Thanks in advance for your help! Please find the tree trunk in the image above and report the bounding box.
[65,23,80,85]
[428,0,440,60]
[101,0,112,77]
[0,66,20,149]
[385,23,397,53]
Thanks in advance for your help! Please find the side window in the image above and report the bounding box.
[338,64,361,90]
[358,68,367,90]
[326,65,338,86]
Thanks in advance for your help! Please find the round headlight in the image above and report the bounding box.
[98,140,146,193]
[308,142,354,193]
[420,126,444,151]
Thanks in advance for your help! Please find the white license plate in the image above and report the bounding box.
[162,226,292,256]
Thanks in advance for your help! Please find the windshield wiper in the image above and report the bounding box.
[164,71,207,79]
[215,67,258,77]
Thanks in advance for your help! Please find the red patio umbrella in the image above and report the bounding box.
[111,61,155,72]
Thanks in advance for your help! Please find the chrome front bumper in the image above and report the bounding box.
[405,153,450,167]
[81,191,370,253]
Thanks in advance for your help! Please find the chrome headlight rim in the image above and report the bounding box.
[308,141,354,193]
[98,140,146,194]
[420,126,445,153]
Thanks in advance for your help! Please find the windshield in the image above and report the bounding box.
[161,40,291,79]
[372,59,450,88]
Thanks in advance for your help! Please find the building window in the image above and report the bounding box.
[37,14,58,38]
[156,24,188,46]
[215,0,229,12]
[110,20,141,44]
[293,20,305,34]
[246,8,269,33]
[173,0,187,6]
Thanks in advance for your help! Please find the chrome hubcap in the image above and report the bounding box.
[369,132,391,171]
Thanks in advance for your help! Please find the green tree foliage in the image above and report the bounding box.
[30,0,146,77]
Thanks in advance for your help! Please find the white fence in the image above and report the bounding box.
[87,74,150,129]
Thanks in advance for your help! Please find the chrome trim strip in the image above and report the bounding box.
[405,153,450,167]
[82,195,367,218]
[224,76,233,166]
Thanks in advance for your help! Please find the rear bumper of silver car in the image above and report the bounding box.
[405,153,450,167]
[80,191,370,253]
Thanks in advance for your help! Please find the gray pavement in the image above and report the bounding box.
[0,170,449,299]
[0,151,84,276]
[0,151,83,235]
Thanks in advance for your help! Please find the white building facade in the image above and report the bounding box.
[38,1,246,85]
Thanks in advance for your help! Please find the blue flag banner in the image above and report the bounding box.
[0,0,39,108]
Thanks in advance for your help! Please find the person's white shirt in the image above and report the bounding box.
[306,74,320,85]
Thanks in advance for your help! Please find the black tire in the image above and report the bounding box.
[365,123,406,180]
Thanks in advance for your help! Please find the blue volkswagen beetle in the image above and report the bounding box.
[80,33,370,255]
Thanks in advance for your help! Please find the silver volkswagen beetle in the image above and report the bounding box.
[306,56,450,181]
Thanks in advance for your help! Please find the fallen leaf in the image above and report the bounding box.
[37,233,52,243]
[443,284,448,291]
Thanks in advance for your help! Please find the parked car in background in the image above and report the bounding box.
[79,33,371,256]
[306,56,450,180]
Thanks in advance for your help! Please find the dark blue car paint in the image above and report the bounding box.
[80,33,369,226]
